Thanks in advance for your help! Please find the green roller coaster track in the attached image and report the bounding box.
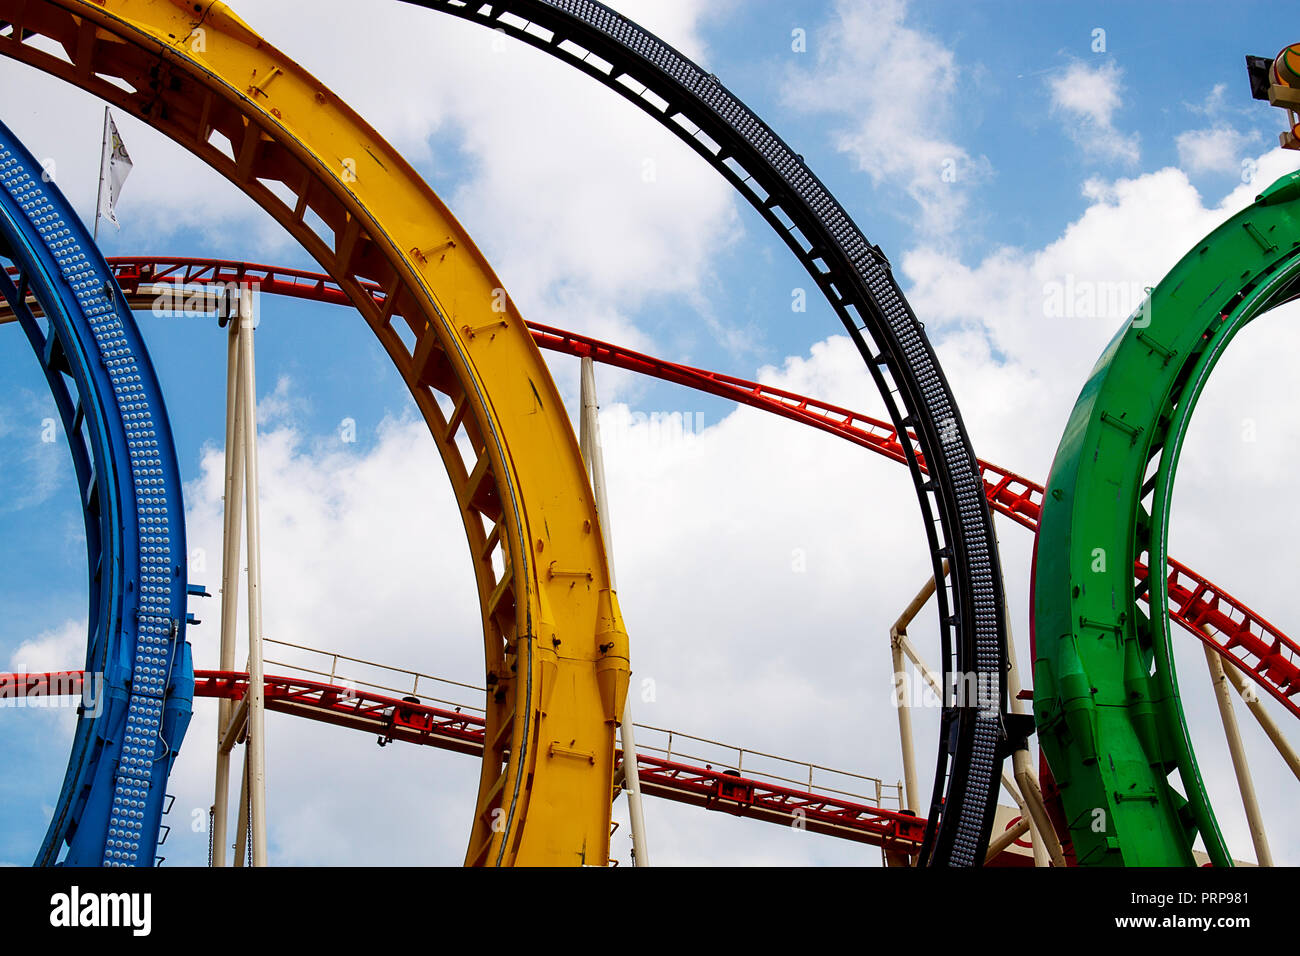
[1034,169,1300,866]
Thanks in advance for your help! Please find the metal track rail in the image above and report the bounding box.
[38,255,1298,722]
[397,0,1009,865]
[6,669,931,854]
[10,257,1294,736]
[0,0,627,866]
[1035,170,1300,865]
[0,119,191,866]
[4,0,1013,863]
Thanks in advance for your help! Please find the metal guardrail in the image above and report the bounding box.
[261,638,901,810]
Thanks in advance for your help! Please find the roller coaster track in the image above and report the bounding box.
[3,669,932,854]
[4,1,1287,869]
[0,0,631,867]
[401,0,1010,869]
[9,243,1299,868]
[12,254,1292,723]
[1035,170,1300,865]
[0,0,1016,864]
[0,0,1016,865]
[0,119,191,866]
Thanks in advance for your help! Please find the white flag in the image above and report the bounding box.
[96,108,133,230]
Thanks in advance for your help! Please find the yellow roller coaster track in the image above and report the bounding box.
[0,0,629,866]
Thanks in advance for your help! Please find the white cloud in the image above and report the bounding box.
[1177,126,1260,176]
[255,374,309,429]
[8,619,84,673]
[168,409,484,864]
[4,621,83,739]
[0,389,71,515]
[152,380,924,865]
[904,147,1300,428]
[1188,82,1232,118]
[151,192,1300,863]
[1048,60,1140,164]
[246,0,744,361]
[0,0,742,385]
[1172,83,1266,178]
[782,0,989,238]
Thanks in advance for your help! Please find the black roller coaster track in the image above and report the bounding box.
[404,0,1012,865]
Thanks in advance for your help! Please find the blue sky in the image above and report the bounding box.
[2,0,1299,866]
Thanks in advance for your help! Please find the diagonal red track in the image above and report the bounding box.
[91,256,1300,721]
[7,257,1289,717]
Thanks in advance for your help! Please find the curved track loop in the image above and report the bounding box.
[1035,171,1300,866]
[0,0,627,866]
[0,120,190,865]
[64,255,1300,721]
[405,0,1010,866]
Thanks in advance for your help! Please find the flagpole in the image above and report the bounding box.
[92,106,108,243]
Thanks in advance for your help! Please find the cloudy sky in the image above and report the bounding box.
[2,0,1299,867]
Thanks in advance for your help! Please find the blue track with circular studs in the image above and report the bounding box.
[0,117,193,867]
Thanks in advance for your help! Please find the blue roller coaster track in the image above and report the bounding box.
[0,116,192,867]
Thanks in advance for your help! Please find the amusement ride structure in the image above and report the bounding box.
[0,0,1298,867]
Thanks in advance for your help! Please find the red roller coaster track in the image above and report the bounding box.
[88,256,1300,722]
[13,265,1277,862]
[3,255,1291,720]
[1,669,932,856]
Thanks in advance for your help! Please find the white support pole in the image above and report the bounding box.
[891,572,1020,809]
[1202,639,1273,866]
[889,636,920,813]
[999,591,1065,868]
[894,608,1033,803]
[579,357,649,867]
[896,631,1017,803]
[888,567,943,815]
[985,815,1032,863]
[1219,659,1300,782]
[891,577,1065,867]
[211,303,245,866]
[237,286,269,868]
[91,106,108,244]
[232,749,250,868]
[1011,755,1059,866]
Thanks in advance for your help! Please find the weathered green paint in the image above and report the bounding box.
[1034,169,1300,865]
